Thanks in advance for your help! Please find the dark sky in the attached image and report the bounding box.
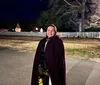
[0,0,49,28]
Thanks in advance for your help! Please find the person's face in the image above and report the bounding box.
[46,26,55,38]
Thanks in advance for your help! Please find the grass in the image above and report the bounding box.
[66,48,100,58]
[0,37,100,62]
[63,38,100,62]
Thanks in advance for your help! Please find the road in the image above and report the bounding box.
[0,48,100,85]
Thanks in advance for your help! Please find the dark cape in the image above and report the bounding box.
[31,36,66,85]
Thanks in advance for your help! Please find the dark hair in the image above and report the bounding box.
[48,24,56,27]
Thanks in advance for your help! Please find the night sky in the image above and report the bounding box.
[0,0,49,29]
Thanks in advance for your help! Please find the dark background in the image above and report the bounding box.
[0,0,48,29]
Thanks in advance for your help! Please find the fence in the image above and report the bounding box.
[0,32,100,39]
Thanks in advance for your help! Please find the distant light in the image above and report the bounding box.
[36,27,38,31]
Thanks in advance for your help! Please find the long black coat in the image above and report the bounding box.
[31,36,66,85]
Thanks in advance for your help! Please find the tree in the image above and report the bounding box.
[37,0,64,31]
[37,0,93,32]
[37,10,62,31]
[63,0,88,32]
[87,0,100,29]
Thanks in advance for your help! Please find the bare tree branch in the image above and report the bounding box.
[76,0,81,6]
[69,19,77,25]
[60,10,77,18]
[83,0,87,4]
[64,0,79,7]
[56,5,67,15]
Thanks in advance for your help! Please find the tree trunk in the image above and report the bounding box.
[81,0,86,32]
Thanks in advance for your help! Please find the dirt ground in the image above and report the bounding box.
[0,36,100,62]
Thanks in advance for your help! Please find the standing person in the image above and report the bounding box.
[31,24,66,85]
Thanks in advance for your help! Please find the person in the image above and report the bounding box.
[31,24,66,85]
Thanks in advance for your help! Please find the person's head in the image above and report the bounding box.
[46,24,57,38]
